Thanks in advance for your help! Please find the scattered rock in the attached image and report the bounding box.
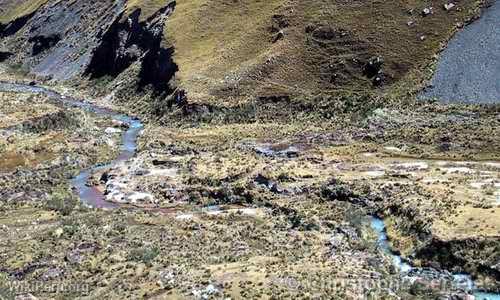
[363,57,384,78]
[15,294,38,300]
[390,162,429,171]
[328,225,360,252]
[105,127,122,134]
[52,227,63,238]
[372,73,385,86]
[192,284,221,299]
[444,3,456,11]
[422,7,434,16]
[112,119,129,129]
[40,267,64,281]
[273,30,285,43]
[109,253,126,263]
[126,192,154,204]
[254,143,300,158]
[134,169,150,176]
[254,174,285,194]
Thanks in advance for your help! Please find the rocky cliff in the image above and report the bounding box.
[0,0,178,98]
[0,0,484,115]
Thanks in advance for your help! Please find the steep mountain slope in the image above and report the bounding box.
[0,0,485,112]
[0,1,499,299]
[165,0,484,104]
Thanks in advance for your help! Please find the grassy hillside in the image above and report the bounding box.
[0,0,48,24]
[1,0,484,105]
[164,0,483,104]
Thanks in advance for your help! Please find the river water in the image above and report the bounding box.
[1,81,498,298]
[0,81,144,209]
[370,217,500,299]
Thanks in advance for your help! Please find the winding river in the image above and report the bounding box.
[0,81,144,209]
[371,217,500,300]
[1,81,499,298]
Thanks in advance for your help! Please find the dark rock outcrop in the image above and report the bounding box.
[85,2,178,95]
[416,237,500,282]
[0,0,178,96]
[0,11,37,38]
[29,34,61,56]
[0,51,12,62]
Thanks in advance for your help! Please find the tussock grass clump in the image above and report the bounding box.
[45,186,78,216]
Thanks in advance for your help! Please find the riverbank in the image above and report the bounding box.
[0,80,499,298]
[372,217,500,299]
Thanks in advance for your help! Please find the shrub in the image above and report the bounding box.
[45,186,78,216]
[129,246,160,266]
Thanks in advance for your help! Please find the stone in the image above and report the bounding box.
[422,7,433,16]
[52,227,64,238]
[41,267,64,281]
[254,144,299,158]
[109,253,126,263]
[273,30,285,43]
[444,3,456,11]
[363,57,384,78]
[66,250,85,264]
[372,74,385,86]
[15,294,38,300]
[105,127,122,134]
[112,119,129,129]
[126,192,154,204]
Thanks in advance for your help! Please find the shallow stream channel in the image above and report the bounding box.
[1,81,499,298]
[0,81,144,209]
[371,217,500,299]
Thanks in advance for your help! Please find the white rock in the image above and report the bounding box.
[127,192,154,204]
[391,162,429,171]
[175,214,194,220]
[105,127,122,134]
[384,146,402,152]
[422,7,433,16]
[484,162,500,169]
[444,3,456,11]
[363,170,386,177]
[112,119,129,128]
[147,168,178,177]
[52,228,64,238]
[444,167,474,174]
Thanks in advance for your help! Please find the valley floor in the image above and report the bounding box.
[0,68,499,299]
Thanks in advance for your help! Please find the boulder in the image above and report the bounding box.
[105,127,122,134]
[422,7,434,16]
[363,57,384,78]
[444,3,456,11]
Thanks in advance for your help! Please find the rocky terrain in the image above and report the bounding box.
[0,0,499,299]
[421,0,500,103]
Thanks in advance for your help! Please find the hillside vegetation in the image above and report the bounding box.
[0,0,484,106]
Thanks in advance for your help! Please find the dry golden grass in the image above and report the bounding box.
[126,0,171,21]
[1,0,484,105]
[165,0,285,103]
[433,206,500,240]
[0,92,59,128]
[0,0,48,24]
[162,0,483,104]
